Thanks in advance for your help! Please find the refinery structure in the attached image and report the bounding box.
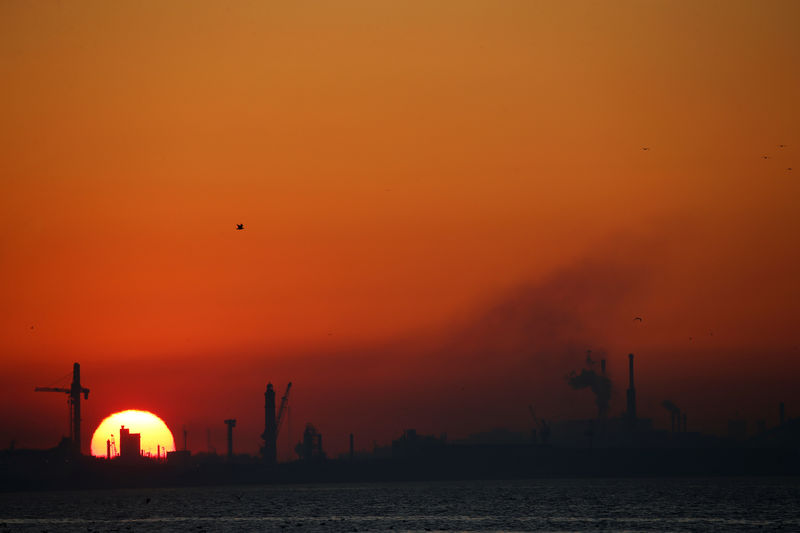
[7,353,799,490]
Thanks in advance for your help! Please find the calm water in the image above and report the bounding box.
[1,478,798,532]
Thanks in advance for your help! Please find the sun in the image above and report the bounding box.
[90,409,176,458]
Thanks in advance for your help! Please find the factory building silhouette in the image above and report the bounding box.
[10,357,799,491]
[119,426,141,459]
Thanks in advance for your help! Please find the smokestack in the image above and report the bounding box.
[662,400,680,433]
[349,433,354,461]
[567,358,611,419]
[262,383,277,464]
[224,419,237,460]
[106,439,110,460]
[600,359,606,375]
[626,353,636,420]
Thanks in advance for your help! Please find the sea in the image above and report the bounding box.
[0,478,798,532]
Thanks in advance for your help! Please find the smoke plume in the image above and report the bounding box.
[567,351,613,418]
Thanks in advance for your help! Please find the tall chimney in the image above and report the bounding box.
[106,439,111,460]
[626,353,636,420]
[600,359,606,375]
[349,433,354,461]
[224,419,237,460]
[262,383,277,464]
[779,401,785,426]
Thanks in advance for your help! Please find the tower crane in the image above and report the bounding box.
[35,363,90,455]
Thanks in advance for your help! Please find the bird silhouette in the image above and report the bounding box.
[634,317,643,322]
[641,147,650,151]
[236,224,244,230]
[778,144,787,148]
[762,155,770,159]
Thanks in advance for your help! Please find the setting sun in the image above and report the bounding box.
[90,410,175,458]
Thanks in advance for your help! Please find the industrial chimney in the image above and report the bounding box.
[626,353,636,421]
[349,433,354,461]
[262,383,277,464]
[224,419,237,460]
[780,401,785,426]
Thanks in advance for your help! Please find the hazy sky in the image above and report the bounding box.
[1,1,798,457]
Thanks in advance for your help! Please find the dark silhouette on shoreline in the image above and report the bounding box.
[4,359,799,492]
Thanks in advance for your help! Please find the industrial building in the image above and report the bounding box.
[119,426,141,460]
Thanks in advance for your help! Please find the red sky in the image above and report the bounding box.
[1,1,799,458]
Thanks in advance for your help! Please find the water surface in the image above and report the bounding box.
[1,478,798,532]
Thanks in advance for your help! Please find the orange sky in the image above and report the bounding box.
[1,1,799,457]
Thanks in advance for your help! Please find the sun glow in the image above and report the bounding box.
[90,410,175,458]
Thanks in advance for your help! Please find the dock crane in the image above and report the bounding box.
[261,381,292,464]
[528,405,550,445]
[35,363,90,455]
[276,382,292,438]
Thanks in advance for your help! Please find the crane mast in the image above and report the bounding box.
[35,363,90,455]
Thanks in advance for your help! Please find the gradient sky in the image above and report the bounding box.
[1,1,799,458]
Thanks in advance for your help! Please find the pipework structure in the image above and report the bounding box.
[35,362,90,455]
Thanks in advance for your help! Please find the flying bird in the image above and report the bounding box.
[788,167,793,171]
[778,144,787,148]
[634,317,643,322]
[762,155,770,159]
[236,224,244,230]
[641,147,650,151]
